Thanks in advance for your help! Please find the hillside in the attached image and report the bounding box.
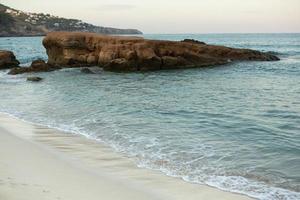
[0,4,142,37]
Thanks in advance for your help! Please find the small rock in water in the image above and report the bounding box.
[80,68,95,74]
[27,77,43,82]
[8,59,61,75]
[30,59,48,68]
[0,50,20,69]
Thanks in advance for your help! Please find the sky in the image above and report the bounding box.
[2,0,300,33]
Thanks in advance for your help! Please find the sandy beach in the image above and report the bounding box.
[1,0,300,199]
[0,113,252,200]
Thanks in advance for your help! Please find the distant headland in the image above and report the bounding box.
[0,3,143,37]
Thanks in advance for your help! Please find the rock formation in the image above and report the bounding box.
[8,59,60,75]
[0,50,20,69]
[43,32,279,72]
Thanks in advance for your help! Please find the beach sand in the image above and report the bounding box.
[0,113,253,200]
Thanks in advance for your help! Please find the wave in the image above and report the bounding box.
[2,33,300,200]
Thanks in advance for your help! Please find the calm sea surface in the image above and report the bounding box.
[0,34,300,200]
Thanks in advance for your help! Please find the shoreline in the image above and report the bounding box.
[0,33,143,38]
[0,113,253,200]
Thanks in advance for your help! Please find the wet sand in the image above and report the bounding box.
[0,113,253,200]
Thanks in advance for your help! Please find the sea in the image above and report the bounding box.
[0,33,299,200]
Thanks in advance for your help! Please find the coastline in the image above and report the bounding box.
[0,113,253,200]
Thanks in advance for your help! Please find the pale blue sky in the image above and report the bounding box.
[2,0,300,33]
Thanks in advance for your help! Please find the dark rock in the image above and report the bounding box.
[27,77,43,82]
[80,68,95,74]
[181,39,206,45]
[0,50,20,69]
[104,59,138,72]
[43,32,280,72]
[8,59,61,75]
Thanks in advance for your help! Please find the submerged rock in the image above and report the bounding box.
[0,50,20,69]
[8,59,61,75]
[80,68,95,74]
[43,32,280,72]
[27,76,43,82]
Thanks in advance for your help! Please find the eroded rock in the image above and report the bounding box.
[8,59,61,75]
[43,32,280,72]
[0,50,20,69]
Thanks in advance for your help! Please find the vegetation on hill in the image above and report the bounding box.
[0,12,15,27]
[0,3,142,37]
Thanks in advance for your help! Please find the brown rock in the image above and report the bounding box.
[42,32,280,72]
[8,59,61,75]
[103,58,138,72]
[31,59,48,68]
[0,50,20,69]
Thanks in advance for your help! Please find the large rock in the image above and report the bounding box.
[8,59,60,75]
[43,32,280,72]
[0,50,20,69]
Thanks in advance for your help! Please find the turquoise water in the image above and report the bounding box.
[0,34,300,200]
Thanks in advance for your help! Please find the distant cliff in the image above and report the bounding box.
[0,4,142,37]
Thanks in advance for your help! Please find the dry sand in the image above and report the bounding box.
[0,113,253,200]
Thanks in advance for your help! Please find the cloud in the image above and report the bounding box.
[95,4,136,12]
